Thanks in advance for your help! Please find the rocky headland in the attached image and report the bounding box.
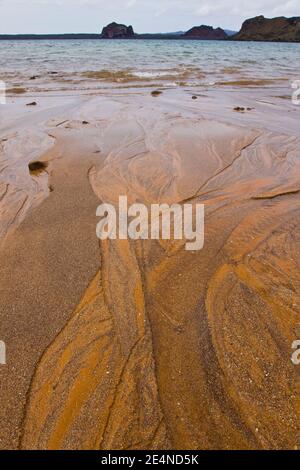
[234,15,300,42]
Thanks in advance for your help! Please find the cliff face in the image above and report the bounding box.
[234,15,300,42]
[184,25,228,40]
[101,22,134,39]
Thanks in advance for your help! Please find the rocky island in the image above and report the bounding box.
[101,22,135,39]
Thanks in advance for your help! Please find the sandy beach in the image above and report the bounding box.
[0,81,300,449]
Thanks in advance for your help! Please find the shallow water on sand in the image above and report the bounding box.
[0,39,299,91]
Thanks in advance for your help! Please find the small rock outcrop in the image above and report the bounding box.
[234,15,300,42]
[101,22,135,39]
[184,25,227,40]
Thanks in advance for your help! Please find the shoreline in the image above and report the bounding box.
[1,36,300,43]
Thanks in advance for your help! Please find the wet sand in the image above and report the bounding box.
[0,123,103,447]
[0,88,300,449]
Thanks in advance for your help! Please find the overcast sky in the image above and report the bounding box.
[0,0,299,34]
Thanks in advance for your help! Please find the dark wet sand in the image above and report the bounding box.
[0,129,101,448]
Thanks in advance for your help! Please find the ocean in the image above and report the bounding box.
[0,39,299,92]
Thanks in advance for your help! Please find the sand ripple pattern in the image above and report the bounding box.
[21,107,300,449]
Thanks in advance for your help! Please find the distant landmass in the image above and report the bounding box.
[100,22,228,40]
[184,25,227,40]
[0,33,101,40]
[224,30,237,37]
[0,17,299,42]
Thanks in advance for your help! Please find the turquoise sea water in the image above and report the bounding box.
[0,39,299,90]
